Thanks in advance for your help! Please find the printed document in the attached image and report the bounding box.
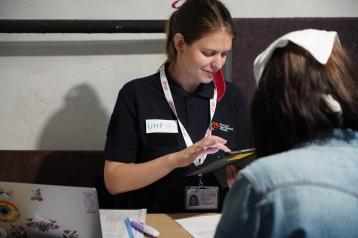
[175,214,221,238]
[100,209,146,238]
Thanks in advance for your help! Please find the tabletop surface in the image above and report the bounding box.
[146,213,218,238]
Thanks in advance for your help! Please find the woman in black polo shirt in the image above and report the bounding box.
[104,0,249,212]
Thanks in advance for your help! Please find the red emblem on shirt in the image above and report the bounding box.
[211,121,220,131]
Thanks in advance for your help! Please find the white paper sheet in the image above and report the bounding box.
[100,209,146,238]
[175,214,221,238]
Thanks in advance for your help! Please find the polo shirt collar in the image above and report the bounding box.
[164,65,215,99]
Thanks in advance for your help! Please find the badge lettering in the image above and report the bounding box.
[146,119,178,133]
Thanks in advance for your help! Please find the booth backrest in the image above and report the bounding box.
[0,150,113,208]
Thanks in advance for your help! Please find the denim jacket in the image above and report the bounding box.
[215,129,358,238]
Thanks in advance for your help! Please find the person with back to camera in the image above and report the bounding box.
[104,0,250,213]
[215,29,358,237]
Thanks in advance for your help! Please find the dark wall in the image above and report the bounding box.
[232,17,358,108]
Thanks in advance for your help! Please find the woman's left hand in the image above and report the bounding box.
[226,164,238,188]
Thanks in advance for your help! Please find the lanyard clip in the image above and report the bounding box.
[198,174,204,187]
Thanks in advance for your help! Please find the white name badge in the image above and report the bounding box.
[146,119,178,134]
[185,186,219,210]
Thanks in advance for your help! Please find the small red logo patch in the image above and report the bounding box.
[211,121,220,130]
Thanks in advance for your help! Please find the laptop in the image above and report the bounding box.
[0,181,102,238]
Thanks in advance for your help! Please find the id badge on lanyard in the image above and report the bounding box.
[185,186,219,210]
[159,66,217,166]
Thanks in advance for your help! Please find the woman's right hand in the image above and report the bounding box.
[105,135,230,194]
[171,135,231,168]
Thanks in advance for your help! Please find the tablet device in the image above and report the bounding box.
[186,148,256,177]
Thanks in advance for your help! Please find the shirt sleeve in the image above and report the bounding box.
[104,83,139,163]
[214,173,261,238]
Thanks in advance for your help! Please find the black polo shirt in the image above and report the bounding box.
[105,67,250,212]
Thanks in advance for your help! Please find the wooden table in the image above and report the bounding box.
[146,213,217,238]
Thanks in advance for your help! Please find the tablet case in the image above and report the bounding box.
[186,148,256,177]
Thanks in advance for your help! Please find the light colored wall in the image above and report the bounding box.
[1,0,358,19]
[1,0,358,150]
[0,34,165,150]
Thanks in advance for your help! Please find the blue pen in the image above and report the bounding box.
[124,217,135,238]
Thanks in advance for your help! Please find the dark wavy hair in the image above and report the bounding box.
[164,0,235,68]
[251,42,358,157]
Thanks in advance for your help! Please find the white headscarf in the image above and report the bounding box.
[253,29,340,84]
[253,29,342,115]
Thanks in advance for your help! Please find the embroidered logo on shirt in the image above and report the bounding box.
[211,121,233,132]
